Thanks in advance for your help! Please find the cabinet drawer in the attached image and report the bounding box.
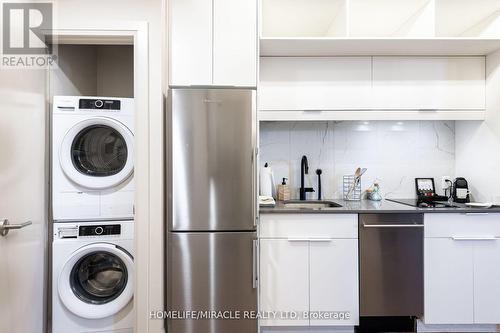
[260,214,358,239]
[425,213,500,238]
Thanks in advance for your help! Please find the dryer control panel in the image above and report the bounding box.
[79,98,121,110]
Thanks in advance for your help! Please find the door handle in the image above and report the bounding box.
[452,236,499,241]
[252,240,258,289]
[0,219,32,237]
[287,238,332,242]
[362,223,424,228]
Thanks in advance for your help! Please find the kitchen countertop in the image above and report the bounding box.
[259,199,500,214]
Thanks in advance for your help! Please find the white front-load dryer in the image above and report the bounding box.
[52,221,134,333]
[52,96,134,221]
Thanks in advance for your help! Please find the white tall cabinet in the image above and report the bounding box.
[169,0,257,86]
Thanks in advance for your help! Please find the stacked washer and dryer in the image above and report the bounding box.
[51,96,135,333]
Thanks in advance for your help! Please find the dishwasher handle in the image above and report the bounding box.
[362,223,424,228]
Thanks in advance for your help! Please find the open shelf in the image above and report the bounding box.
[260,37,500,56]
[261,0,347,37]
[436,0,500,37]
[349,0,434,37]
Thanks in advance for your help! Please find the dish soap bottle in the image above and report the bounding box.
[277,178,291,201]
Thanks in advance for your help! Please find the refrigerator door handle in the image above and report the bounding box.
[252,239,258,289]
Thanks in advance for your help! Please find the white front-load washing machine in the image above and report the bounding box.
[52,220,134,333]
[52,96,134,221]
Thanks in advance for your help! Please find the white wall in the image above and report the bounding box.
[50,44,133,98]
[455,48,500,203]
[260,121,456,199]
[97,45,134,97]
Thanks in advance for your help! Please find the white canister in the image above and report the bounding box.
[260,163,275,198]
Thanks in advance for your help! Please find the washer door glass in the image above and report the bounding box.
[71,125,128,177]
[70,251,128,305]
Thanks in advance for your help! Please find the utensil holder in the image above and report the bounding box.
[344,175,361,201]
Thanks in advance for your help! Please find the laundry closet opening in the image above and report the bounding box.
[47,40,136,333]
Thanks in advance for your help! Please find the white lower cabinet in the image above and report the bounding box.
[424,213,500,325]
[473,240,500,324]
[260,239,309,326]
[309,239,359,326]
[424,238,474,324]
[259,214,359,328]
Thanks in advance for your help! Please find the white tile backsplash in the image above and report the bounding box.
[259,121,455,200]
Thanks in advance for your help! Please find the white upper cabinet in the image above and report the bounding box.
[259,57,372,111]
[169,0,257,86]
[372,56,486,110]
[169,0,212,86]
[259,56,486,119]
[213,0,257,86]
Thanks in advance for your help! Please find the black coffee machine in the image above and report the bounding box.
[453,177,470,203]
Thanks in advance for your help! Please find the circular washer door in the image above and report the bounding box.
[60,117,134,190]
[58,243,134,319]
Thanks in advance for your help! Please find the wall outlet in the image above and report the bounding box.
[441,176,452,190]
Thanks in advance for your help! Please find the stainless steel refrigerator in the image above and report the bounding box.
[166,88,257,333]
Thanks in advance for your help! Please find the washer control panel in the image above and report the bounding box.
[79,98,121,110]
[79,224,121,237]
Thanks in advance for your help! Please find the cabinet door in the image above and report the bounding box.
[259,57,372,110]
[424,238,474,324]
[169,0,212,85]
[372,56,485,110]
[310,239,359,326]
[213,0,256,86]
[473,239,500,324]
[259,239,309,326]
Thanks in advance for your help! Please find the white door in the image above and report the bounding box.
[309,239,359,326]
[424,238,474,324]
[169,0,212,85]
[473,239,500,324]
[0,71,47,333]
[213,0,257,86]
[259,239,309,326]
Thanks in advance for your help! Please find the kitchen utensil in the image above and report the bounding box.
[316,169,322,200]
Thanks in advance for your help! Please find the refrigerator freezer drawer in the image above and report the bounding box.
[169,88,256,231]
[167,231,258,333]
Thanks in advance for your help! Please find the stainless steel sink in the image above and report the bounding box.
[283,200,342,209]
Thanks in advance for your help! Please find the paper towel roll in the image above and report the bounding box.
[260,163,275,197]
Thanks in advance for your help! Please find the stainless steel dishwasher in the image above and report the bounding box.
[359,214,424,317]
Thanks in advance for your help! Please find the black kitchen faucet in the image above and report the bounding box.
[300,155,315,200]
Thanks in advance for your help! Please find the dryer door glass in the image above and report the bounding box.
[70,250,128,304]
[71,125,128,177]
